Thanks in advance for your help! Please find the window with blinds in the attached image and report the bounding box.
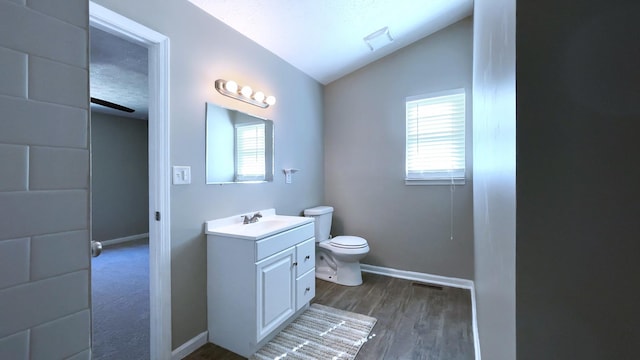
[235,123,266,181]
[405,89,466,185]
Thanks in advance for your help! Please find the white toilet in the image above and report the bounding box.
[304,206,370,286]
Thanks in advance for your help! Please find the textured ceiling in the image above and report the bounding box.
[188,0,473,84]
[90,26,148,120]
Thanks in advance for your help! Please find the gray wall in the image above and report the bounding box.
[0,0,91,358]
[93,0,324,348]
[324,18,474,279]
[91,111,149,242]
[517,1,640,359]
[472,0,516,359]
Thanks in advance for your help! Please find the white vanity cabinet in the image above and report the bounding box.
[206,215,315,357]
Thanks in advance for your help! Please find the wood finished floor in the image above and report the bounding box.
[185,272,474,360]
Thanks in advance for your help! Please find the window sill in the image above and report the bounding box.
[405,178,466,186]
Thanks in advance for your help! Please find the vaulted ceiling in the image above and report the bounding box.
[89,0,473,119]
[189,0,473,84]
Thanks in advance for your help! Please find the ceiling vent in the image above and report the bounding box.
[363,26,394,51]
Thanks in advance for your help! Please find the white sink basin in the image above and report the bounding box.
[205,209,314,240]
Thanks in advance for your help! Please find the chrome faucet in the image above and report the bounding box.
[242,212,262,224]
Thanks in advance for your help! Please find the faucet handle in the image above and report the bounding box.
[253,212,262,218]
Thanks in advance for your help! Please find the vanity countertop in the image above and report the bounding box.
[205,208,313,240]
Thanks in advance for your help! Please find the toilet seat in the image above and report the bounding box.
[329,236,368,249]
[319,236,369,256]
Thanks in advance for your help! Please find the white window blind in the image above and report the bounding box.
[235,123,266,181]
[406,89,465,184]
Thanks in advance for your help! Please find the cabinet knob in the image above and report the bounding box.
[305,255,310,261]
[305,287,310,293]
[292,262,298,266]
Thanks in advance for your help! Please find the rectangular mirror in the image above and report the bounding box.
[206,103,274,184]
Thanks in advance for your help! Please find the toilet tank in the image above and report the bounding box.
[303,206,333,242]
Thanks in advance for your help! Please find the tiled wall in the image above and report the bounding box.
[0,0,90,359]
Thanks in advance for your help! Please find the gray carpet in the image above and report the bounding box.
[91,238,150,360]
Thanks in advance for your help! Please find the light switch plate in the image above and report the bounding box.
[172,166,191,185]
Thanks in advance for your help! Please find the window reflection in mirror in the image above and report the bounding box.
[206,103,274,184]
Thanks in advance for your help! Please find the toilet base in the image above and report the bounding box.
[315,259,363,286]
[315,265,337,283]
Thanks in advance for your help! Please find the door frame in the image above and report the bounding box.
[89,3,172,359]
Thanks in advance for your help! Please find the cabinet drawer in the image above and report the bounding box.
[256,222,314,261]
[296,268,316,311]
[296,238,315,276]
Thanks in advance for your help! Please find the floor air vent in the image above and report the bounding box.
[411,282,444,290]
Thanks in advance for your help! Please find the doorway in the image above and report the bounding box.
[89,2,171,359]
[90,23,150,359]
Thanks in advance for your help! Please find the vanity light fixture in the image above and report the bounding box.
[215,79,276,108]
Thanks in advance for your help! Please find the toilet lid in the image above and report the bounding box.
[329,236,368,249]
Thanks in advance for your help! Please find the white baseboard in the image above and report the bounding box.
[470,288,481,360]
[360,264,481,360]
[360,263,474,289]
[99,233,149,247]
[172,331,208,360]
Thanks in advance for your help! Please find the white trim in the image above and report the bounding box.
[360,264,481,359]
[90,3,172,360]
[405,178,466,186]
[471,286,481,360]
[360,263,473,289]
[100,233,149,247]
[171,331,208,360]
[406,87,466,103]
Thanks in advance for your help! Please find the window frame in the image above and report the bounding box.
[405,88,466,186]
[234,122,267,182]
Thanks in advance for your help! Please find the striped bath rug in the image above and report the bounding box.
[250,303,377,360]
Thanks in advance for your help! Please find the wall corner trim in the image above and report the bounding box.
[360,264,481,360]
[171,331,208,360]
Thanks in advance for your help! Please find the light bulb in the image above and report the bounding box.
[265,95,276,106]
[224,80,238,93]
[240,86,253,97]
[253,91,265,102]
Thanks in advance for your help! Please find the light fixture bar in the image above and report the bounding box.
[214,79,276,108]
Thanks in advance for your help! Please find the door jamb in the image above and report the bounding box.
[89,3,172,359]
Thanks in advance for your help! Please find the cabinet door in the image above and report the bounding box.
[256,247,296,341]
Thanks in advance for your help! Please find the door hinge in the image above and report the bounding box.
[155,211,161,221]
